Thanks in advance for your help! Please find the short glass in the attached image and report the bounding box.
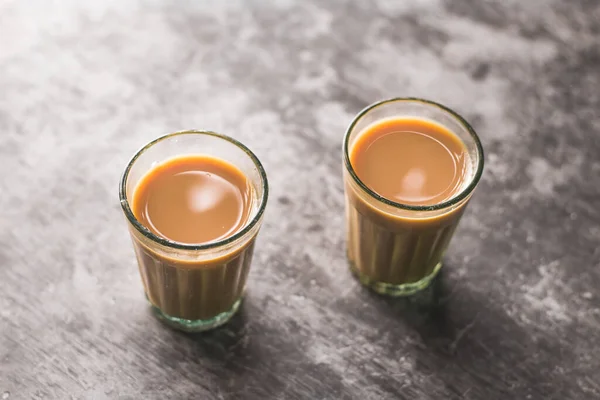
[343,98,484,296]
[119,130,268,332]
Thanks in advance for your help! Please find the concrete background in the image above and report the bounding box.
[1,0,599,398]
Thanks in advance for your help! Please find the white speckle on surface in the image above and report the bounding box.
[526,155,582,196]
[527,158,557,195]
[520,261,572,323]
[583,292,593,300]
[315,101,354,144]
[298,3,333,39]
[440,16,557,65]
[376,0,442,14]
[485,153,510,183]
[526,233,536,243]
[570,212,577,220]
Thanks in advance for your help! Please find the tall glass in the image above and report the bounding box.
[343,98,484,296]
[119,131,268,331]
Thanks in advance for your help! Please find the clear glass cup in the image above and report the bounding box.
[119,130,268,331]
[343,98,484,296]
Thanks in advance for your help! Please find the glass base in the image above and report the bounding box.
[349,262,442,296]
[148,298,242,332]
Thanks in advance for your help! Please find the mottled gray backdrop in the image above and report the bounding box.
[1,0,599,399]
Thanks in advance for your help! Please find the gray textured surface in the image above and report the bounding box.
[1,0,600,399]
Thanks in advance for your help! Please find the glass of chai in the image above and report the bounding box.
[343,98,484,296]
[119,130,268,332]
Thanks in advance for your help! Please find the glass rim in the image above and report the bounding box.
[343,97,485,212]
[119,130,269,251]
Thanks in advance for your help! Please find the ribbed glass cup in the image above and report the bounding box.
[119,131,268,331]
[343,98,484,296]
